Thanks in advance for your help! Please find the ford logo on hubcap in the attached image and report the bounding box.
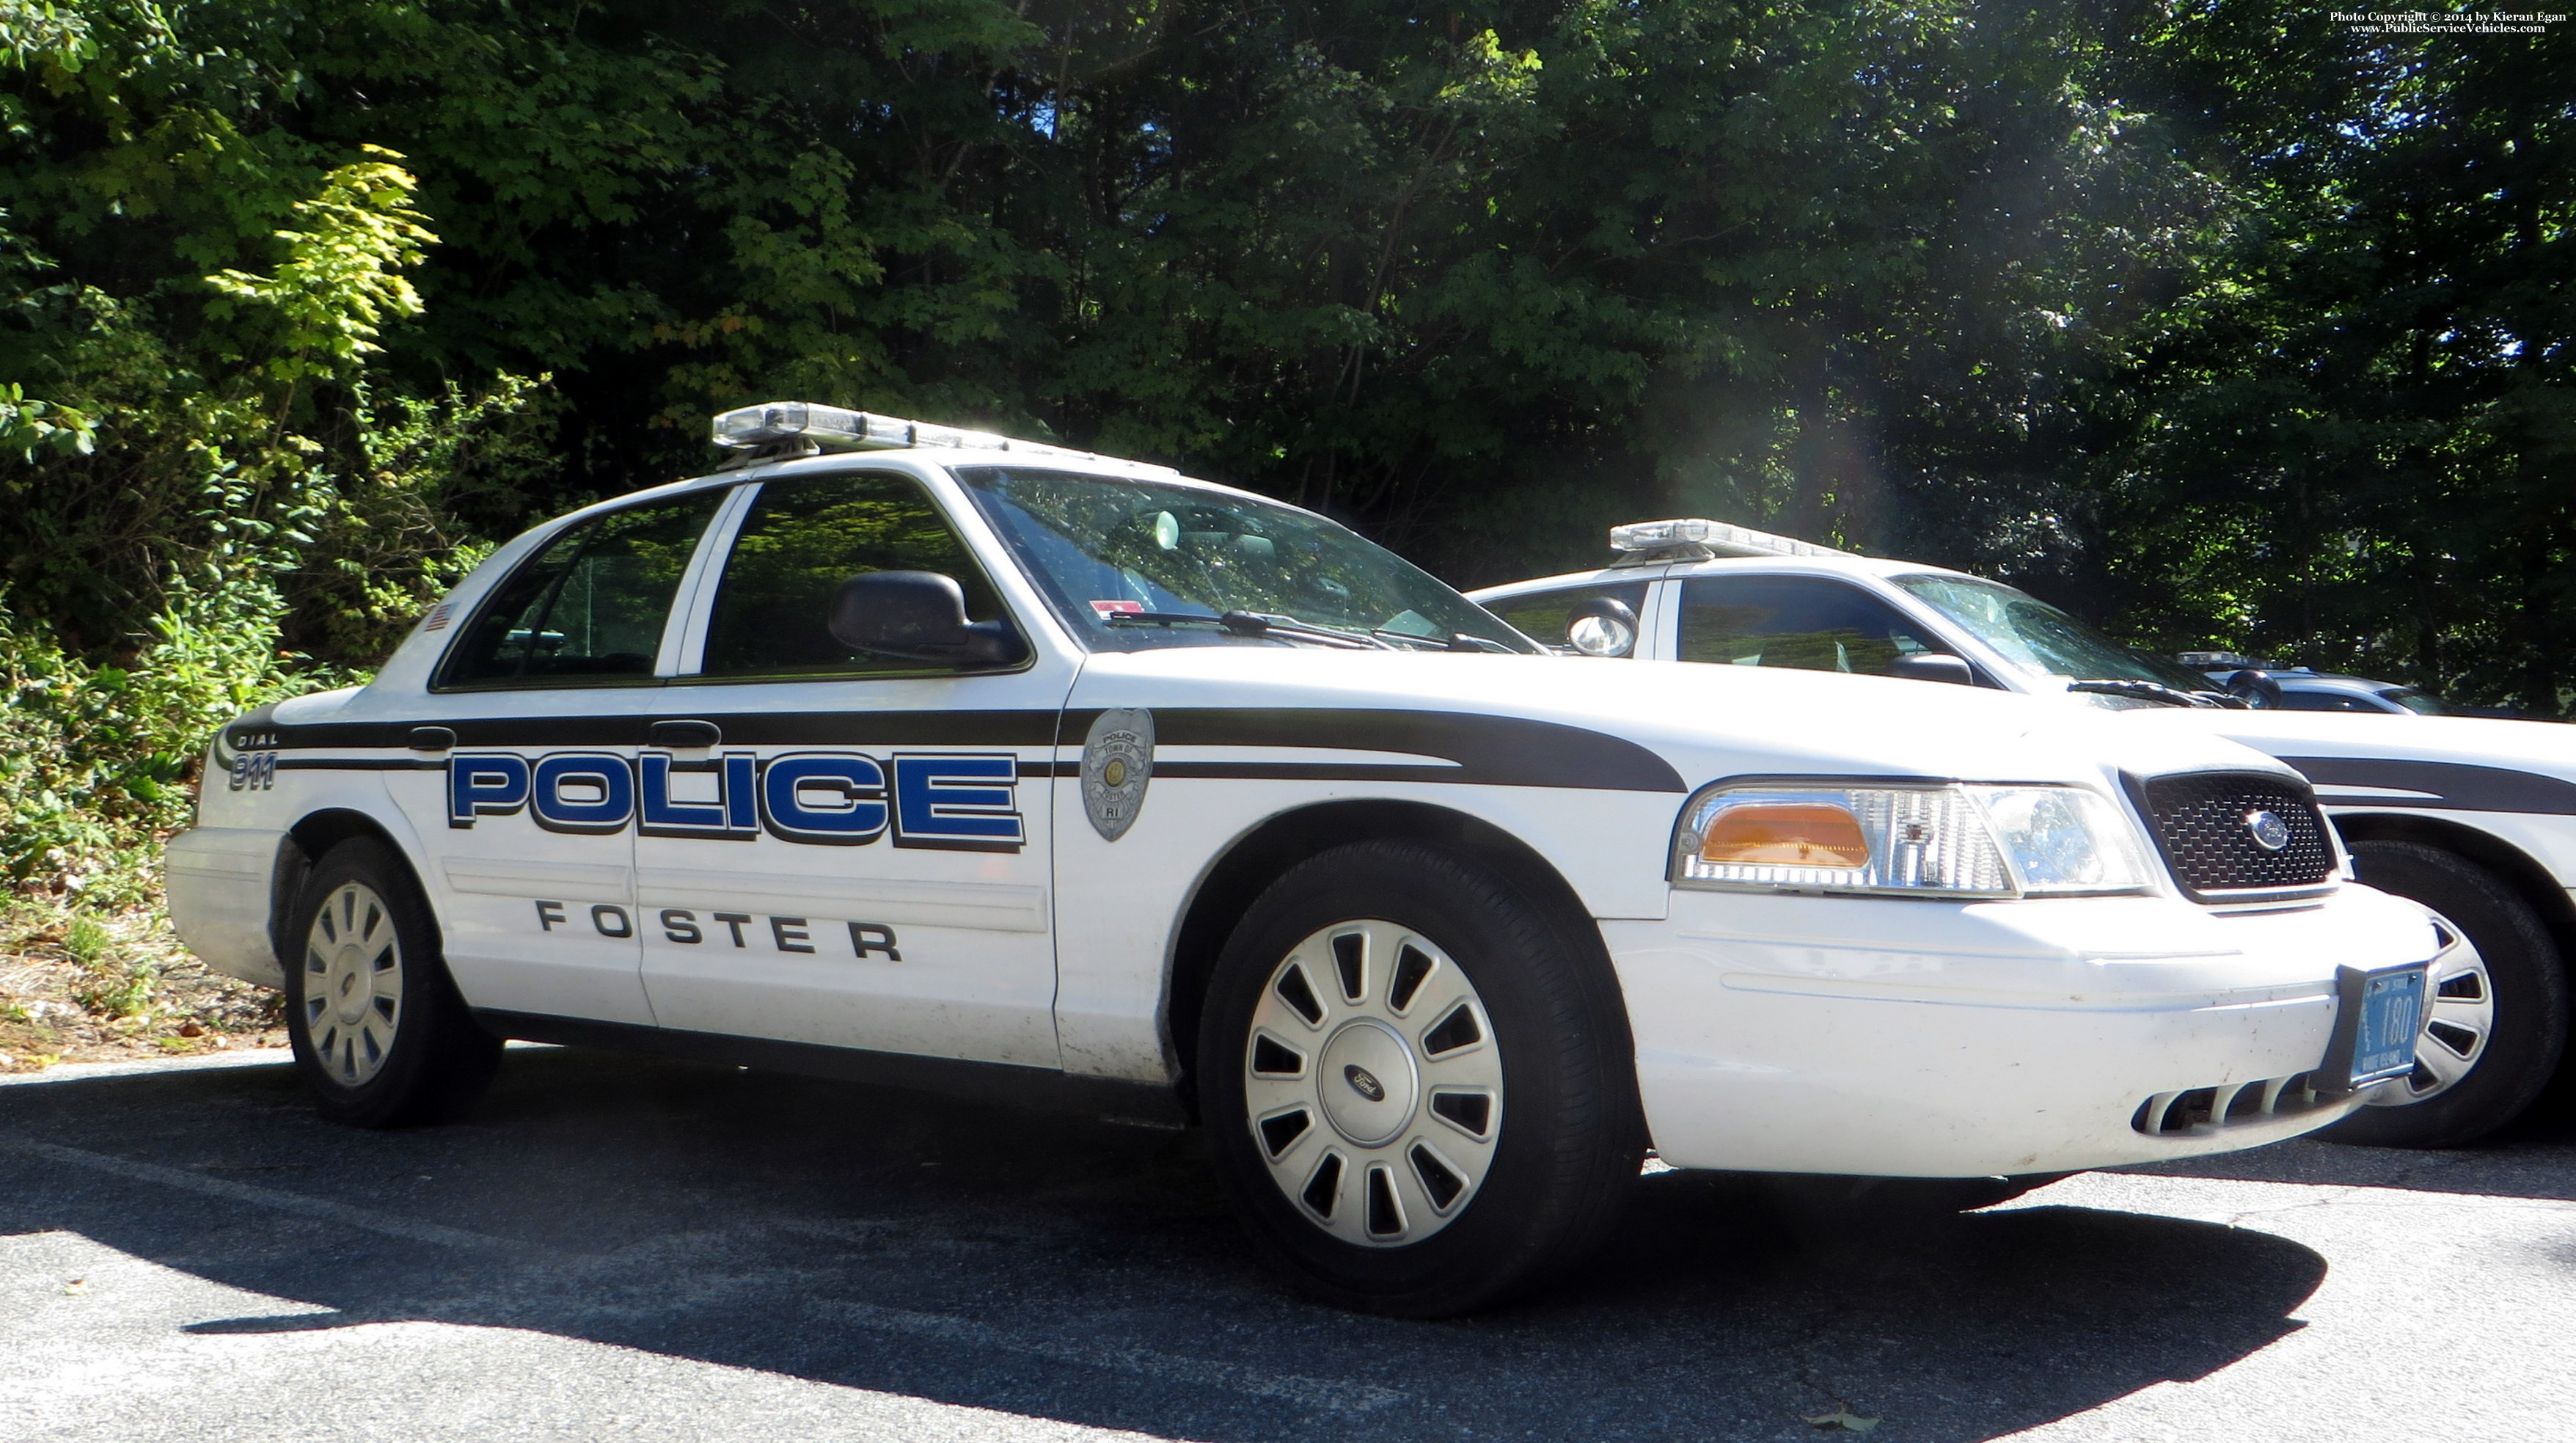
[2245,810,2292,851]
[1344,1064,1387,1103]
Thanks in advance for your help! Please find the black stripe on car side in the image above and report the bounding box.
[253,706,1686,794]
[2281,756,2576,816]
[1063,706,1687,793]
[1152,761,1478,784]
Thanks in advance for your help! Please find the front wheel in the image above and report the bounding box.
[2324,842,2569,1148]
[284,837,502,1128]
[1197,841,1642,1316]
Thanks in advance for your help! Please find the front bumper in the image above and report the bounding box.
[1601,883,2439,1177]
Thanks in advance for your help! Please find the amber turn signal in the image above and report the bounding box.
[1699,803,1871,868]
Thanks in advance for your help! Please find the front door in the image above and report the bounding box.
[634,468,1069,1067]
[1671,574,1944,676]
[389,489,728,1026]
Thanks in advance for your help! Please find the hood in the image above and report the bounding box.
[2121,706,2576,794]
[1071,649,2294,792]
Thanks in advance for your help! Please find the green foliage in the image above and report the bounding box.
[2070,3,2576,709]
[74,952,158,1018]
[203,149,436,381]
[0,576,327,899]
[0,0,2567,918]
[62,910,106,965]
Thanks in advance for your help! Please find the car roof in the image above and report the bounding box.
[548,446,1328,536]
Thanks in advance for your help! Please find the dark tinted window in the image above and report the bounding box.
[698,472,1007,678]
[1678,576,1937,675]
[1482,582,1649,654]
[2280,690,2377,712]
[439,494,722,688]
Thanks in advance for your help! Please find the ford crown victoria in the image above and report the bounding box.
[168,412,2437,1314]
[1476,518,2572,1150]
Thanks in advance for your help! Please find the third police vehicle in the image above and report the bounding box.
[1476,519,2575,1150]
[167,411,2437,1315]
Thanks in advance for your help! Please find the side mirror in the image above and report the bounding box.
[827,571,1028,667]
[1565,596,1639,658]
[1889,652,1977,686]
[2225,668,2283,709]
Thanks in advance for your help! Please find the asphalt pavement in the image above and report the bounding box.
[4,1044,2572,1442]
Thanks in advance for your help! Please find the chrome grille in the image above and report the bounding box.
[2134,771,2337,902]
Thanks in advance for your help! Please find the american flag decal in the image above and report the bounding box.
[421,604,455,632]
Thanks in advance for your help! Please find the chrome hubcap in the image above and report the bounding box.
[302,882,403,1087]
[1244,921,1501,1248]
[2367,907,2493,1107]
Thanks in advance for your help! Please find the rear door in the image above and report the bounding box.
[632,467,1070,1067]
[390,489,730,1026]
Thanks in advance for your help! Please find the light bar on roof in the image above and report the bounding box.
[709,401,1108,462]
[1608,517,1850,559]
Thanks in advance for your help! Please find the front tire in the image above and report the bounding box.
[2325,842,2569,1148]
[284,838,501,1128]
[1198,841,1642,1316]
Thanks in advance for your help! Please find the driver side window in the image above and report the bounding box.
[1678,576,1936,676]
[696,472,1010,679]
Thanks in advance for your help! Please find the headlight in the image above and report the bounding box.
[1672,781,2154,899]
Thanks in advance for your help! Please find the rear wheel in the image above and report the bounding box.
[284,838,501,1128]
[1199,841,1642,1316]
[2325,842,2568,1148]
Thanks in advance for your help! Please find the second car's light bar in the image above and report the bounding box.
[1609,517,1850,559]
[711,401,1168,471]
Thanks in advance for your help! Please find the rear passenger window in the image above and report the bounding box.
[437,493,723,689]
[1679,576,1938,676]
[696,472,1009,678]
[1482,582,1649,654]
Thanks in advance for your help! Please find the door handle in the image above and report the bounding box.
[648,720,722,749]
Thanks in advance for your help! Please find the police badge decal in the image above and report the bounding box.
[1081,708,1155,841]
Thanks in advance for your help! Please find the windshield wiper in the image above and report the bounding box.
[2065,678,2230,709]
[1370,629,1514,653]
[1104,610,1391,649]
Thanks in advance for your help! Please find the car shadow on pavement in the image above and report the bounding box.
[4,1047,2333,1443]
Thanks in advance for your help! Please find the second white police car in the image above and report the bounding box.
[169,406,2437,1315]
[1476,519,2576,1152]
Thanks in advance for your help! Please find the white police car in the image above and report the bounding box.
[1476,519,2576,1151]
[167,412,2439,1315]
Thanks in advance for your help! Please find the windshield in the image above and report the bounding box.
[954,467,1537,653]
[1890,574,2218,694]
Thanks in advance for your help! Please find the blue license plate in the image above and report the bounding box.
[2349,967,2428,1087]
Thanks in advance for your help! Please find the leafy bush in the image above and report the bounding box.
[0,576,323,902]
[1,12,556,901]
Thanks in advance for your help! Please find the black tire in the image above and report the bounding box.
[283,837,501,1128]
[2324,841,2569,1148]
[1197,840,1643,1316]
